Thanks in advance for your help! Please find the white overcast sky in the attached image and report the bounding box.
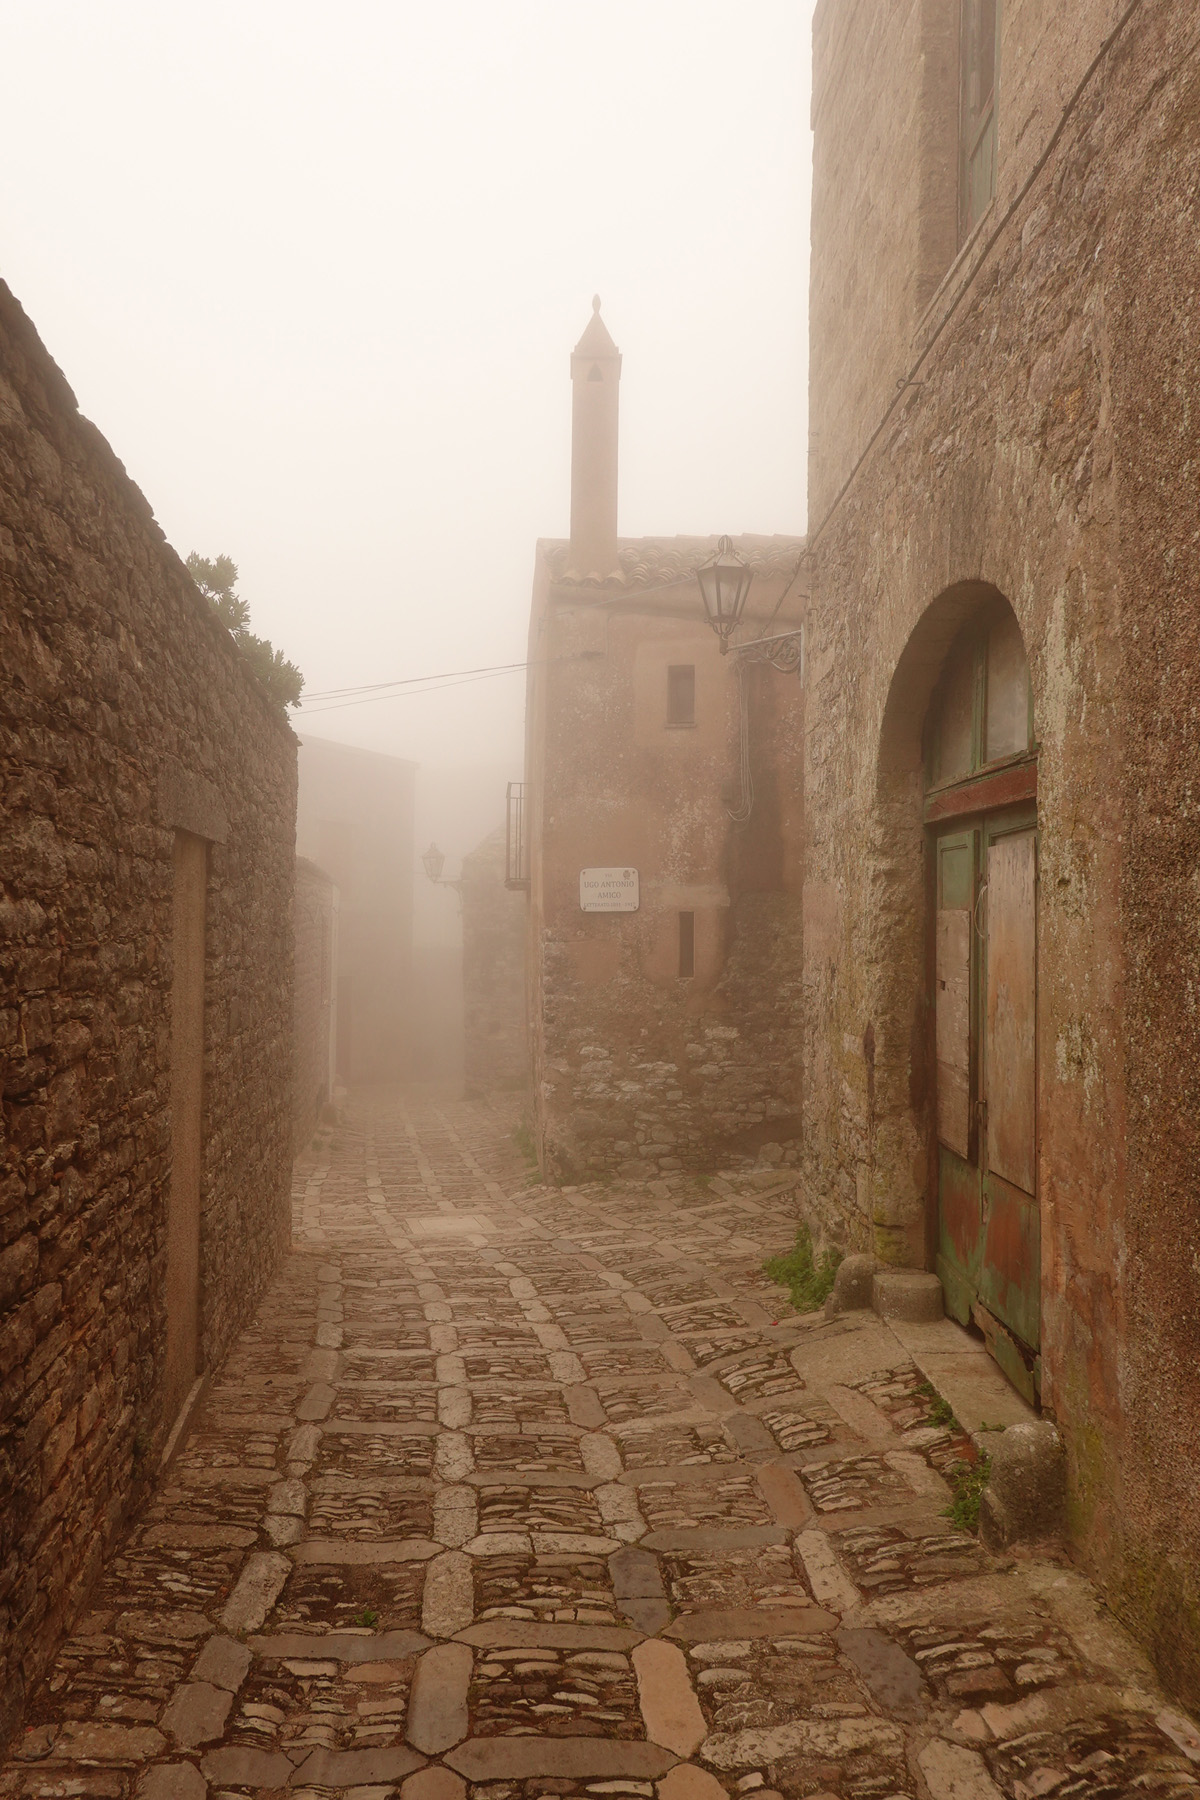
[2,1,814,774]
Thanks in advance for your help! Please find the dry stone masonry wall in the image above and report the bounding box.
[0,280,296,1751]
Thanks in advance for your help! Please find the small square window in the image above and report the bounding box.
[678,911,695,978]
[667,664,696,727]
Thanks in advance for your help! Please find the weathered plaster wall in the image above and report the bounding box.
[293,857,337,1151]
[0,282,297,1747]
[461,825,528,1097]
[525,539,805,1181]
[805,0,1200,1705]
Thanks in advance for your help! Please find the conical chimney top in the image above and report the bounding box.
[573,296,619,360]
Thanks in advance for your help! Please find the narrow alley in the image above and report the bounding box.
[4,1091,1198,1800]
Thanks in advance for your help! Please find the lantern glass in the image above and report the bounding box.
[422,842,446,883]
[696,535,754,651]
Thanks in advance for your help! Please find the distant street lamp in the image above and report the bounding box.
[421,842,464,905]
[696,535,755,654]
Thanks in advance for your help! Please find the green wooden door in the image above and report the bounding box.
[934,828,981,1325]
[934,809,1040,1401]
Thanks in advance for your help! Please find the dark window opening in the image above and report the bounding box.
[678,911,695,978]
[960,0,999,241]
[667,664,696,726]
[927,601,1033,794]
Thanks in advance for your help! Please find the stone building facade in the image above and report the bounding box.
[524,306,806,1181]
[295,735,415,1084]
[804,0,1200,1704]
[0,281,297,1746]
[292,856,338,1149]
[461,824,527,1096]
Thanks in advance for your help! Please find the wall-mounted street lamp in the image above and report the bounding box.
[695,536,804,677]
[697,536,756,653]
[421,842,464,905]
[696,538,806,825]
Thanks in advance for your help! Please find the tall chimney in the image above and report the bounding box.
[568,296,621,579]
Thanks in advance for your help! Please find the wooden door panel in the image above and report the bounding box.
[936,910,971,1158]
[937,1145,982,1326]
[985,830,1037,1195]
[979,1168,1040,1351]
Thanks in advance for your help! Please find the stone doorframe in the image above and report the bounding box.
[868,580,1038,1272]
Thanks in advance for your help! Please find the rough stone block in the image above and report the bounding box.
[445,1738,677,1779]
[402,1768,468,1800]
[406,1642,472,1752]
[219,1551,290,1633]
[137,1762,207,1800]
[189,1636,251,1692]
[201,1746,294,1787]
[632,1640,707,1757]
[295,1747,426,1785]
[161,1680,233,1748]
[979,1421,1066,1548]
[871,1269,944,1323]
[917,1739,1005,1799]
[421,1549,474,1638]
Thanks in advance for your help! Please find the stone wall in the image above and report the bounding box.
[461,825,528,1096]
[805,0,1200,1706]
[293,857,337,1151]
[0,280,297,1749]
[525,539,805,1181]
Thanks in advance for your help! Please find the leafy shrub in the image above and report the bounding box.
[764,1226,842,1314]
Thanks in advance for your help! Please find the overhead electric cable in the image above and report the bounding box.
[297,662,534,714]
[301,658,531,703]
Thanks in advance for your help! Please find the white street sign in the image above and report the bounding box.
[579,867,640,913]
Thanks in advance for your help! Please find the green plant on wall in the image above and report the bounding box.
[764,1226,842,1314]
[187,551,304,712]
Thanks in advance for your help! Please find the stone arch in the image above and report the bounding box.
[866,581,1037,1267]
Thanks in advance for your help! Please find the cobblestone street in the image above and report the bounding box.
[5,1090,1199,1800]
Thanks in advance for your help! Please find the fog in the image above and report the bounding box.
[2,0,813,921]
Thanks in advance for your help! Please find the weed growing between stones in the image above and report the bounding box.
[764,1226,842,1313]
[944,1454,991,1533]
[915,1379,958,1429]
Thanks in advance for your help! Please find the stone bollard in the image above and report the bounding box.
[824,1253,877,1317]
[980,1421,1066,1549]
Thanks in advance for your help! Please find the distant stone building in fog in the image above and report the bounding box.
[520,305,806,1181]
[295,736,415,1083]
[292,856,338,1148]
[460,824,527,1096]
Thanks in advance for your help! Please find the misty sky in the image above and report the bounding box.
[2,1,813,785]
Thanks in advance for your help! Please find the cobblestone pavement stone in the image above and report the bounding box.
[6,1088,1200,1800]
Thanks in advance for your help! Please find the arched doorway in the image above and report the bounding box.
[924,596,1039,1401]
